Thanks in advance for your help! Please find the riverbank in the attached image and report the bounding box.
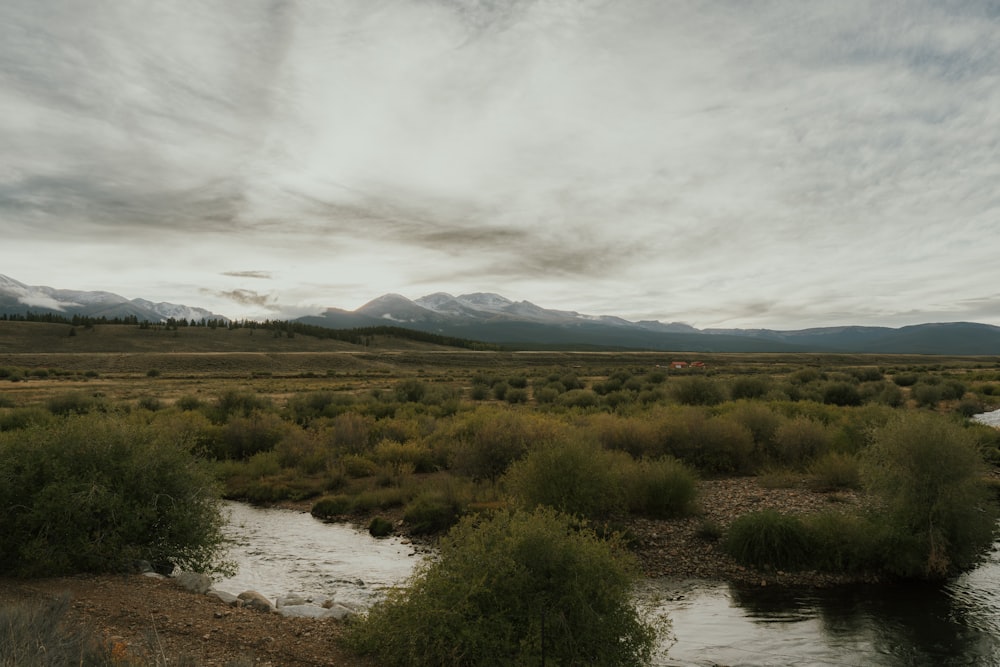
[0,477,877,665]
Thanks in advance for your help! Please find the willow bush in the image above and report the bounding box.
[0,414,229,577]
[346,507,657,667]
[862,413,999,578]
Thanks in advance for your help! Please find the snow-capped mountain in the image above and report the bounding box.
[4,274,1000,354]
[0,274,226,323]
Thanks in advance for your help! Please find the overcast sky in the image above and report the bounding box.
[2,0,998,329]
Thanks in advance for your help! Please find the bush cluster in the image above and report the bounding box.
[346,507,657,666]
[0,414,229,576]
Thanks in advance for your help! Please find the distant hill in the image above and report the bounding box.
[299,292,1000,355]
[3,275,999,354]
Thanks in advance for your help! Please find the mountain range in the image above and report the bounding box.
[0,274,224,324]
[2,274,999,354]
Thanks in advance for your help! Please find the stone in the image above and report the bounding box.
[276,594,308,608]
[174,572,213,594]
[207,589,241,607]
[238,590,274,613]
[276,604,340,619]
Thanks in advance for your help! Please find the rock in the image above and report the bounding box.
[322,603,359,620]
[174,572,213,594]
[238,590,274,613]
[206,589,241,607]
[276,604,341,619]
[276,594,308,608]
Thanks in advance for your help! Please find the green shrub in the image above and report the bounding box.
[504,438,626,519]
[624,456,698,518]
[0,414,229,576]
[822,382,862,407]
[0,407,53,431]
[862,413,999,578]
[213,389,272,421]
[912,382,944,407]
[46,391,101,416]
[448,408,547,484]
[276,429,329,474]
[804,512,884,573]
[346,507,656,667]
[591,413,661,458]
[311,495,353,519]
[175,394,202,411]
[403,491,462,535]
[809,451,861,491]
[368,516,394,537]
[730,376,772,400]
[555,389,600,409]
[340,454,379,478]
[671,376,726,406]
[663,412,755,475]
[892,372,919,387]
[215,410,288,460]
[504,387,529,404]
[724,510,813,571]
[773,416,831,469]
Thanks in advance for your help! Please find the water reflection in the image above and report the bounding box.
[649,544,1000,667]
[214,501,420,609]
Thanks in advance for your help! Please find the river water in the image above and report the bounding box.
[216,501,1000,666]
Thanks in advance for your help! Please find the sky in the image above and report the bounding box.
[1,0,998,330]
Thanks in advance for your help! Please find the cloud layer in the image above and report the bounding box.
[2,0,997,327]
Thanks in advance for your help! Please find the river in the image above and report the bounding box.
[216,501,1000,666]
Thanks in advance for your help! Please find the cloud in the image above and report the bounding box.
[1,0,997,328]
[211,289,276,309]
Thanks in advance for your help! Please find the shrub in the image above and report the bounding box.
[862,413,999,578]
[504,438,626,519]
[591,414,661,458]
[346,507,656,667]
[665,412,755,475]
[671,376,726,406]
[175,394,202,411]
[727,401,781,455]
[448,408,545,485]
[505,387,529,404]
[46,391,101,416]
[213,389,272,421]
[773,417,831,469]
[394,379,427,403]
[723,510,813,571]
[0,407,53,431]
[311,495,353,519]
[804,512,884,573]
[808,451,861,491]
[822,382,862,407]
[730,376,772,400]
[912,383,944,408]
[555,389,600,409]
[403,491,462,535]
[0,414,229,576]
[215,410,288,460]
[624,456,698,518]
[368,516,394,537]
